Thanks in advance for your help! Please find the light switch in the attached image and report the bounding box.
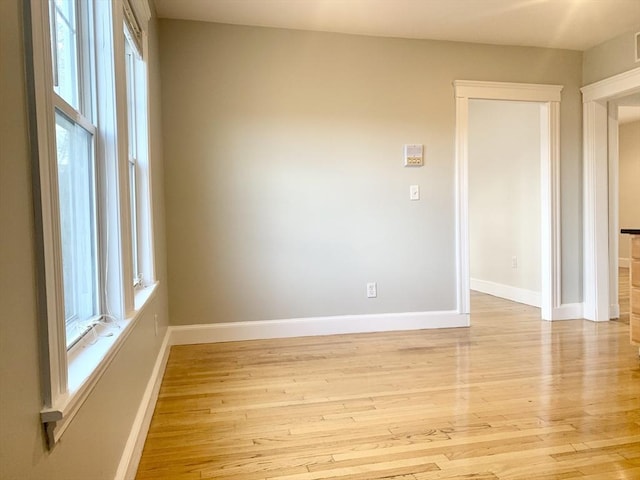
[410,185,420,200]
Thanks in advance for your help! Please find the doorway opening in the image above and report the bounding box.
[581,67,640,321]
[609,97,640,321]
[468,99,542,310]
[454,80,564,323]
[617,100,640,322]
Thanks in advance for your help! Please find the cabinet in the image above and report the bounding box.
[631,235,640,345]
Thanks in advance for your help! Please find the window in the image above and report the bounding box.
[50,0,82,109]
[48,0,100,349]
[55,111,99,347]
[124,26,144,288]
[27,0,154,448]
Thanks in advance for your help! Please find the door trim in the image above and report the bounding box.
[453,80,563,320]
[581,67,640,321]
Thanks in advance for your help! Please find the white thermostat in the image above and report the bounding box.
[403,144,424,167]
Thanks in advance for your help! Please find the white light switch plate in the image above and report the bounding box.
[410,185,420,200]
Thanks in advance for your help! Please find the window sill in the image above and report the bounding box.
[41,282,159,446]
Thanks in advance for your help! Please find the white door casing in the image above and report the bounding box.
[581,67,640,321]
[454,81,563,321]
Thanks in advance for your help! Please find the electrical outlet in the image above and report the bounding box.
[154,314,159,336]
[367,282,377,298]
[511,256,518,269]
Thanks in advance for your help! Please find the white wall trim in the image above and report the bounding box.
[551,303,584,321]
[470,278,541,308]
[454,80,563,321]
[581,67,640,322]
[582,67,640,103]
[582,100,610,321]
[454,81,563,102]
[619,257,630,268]
[610,304,621,319]
[608,103,620,322]
[540,101,562,321]
[455,94,470,315]
[170,311,469,345]
[114,329,171,480]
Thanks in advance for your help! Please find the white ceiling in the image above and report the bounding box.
[154,0,640,51]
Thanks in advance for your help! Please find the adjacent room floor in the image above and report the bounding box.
[136,284,640,480]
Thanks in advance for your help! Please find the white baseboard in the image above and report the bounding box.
[550,303,584,320]
[619,257,630,268]
[610,304,620,319]
[470,278,541,308]
[169,310,469,345]
[114,331,172,480]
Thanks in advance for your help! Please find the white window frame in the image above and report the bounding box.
[124,16,155,293]
[49,0,101,350]
[26,0,154,448]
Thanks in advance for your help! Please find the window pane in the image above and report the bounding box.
[55,111,98,347]
[129,160,139,284]
[51,0,79,108]
[125,34,141,285]
[125,39,137,161]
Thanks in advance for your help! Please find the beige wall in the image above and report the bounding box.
[619,120,640,261]
[583,27,640,85]
[469,100,541,293]
[0,1,169,478]
[159,20,584,325]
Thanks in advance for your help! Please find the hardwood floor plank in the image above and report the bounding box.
[135,287,640,480]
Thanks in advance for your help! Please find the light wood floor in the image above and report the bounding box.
[136,289,640,479]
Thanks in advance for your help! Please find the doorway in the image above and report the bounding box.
[454,81,563,322]
[609,98,640,320]
[581,67,640,321]
[468,99,542,309]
